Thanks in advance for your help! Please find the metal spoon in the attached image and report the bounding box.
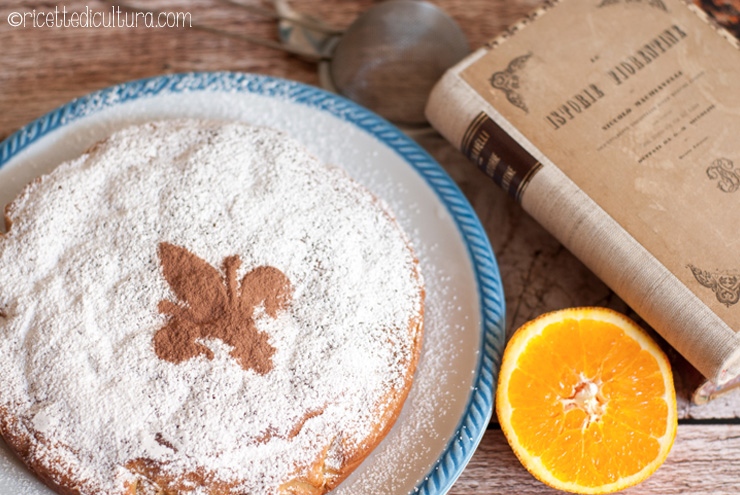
[234,0,470,126]
[319,0,470,127]
[116,0,470,127]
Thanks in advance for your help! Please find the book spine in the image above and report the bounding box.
[426,65,740,388]
[460,111,542,203]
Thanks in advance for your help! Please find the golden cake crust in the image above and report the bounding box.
[0,120,424,495]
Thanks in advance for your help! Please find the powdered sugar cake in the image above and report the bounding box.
[0,120,424,495]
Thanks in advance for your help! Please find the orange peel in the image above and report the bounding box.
[496,307,677,494]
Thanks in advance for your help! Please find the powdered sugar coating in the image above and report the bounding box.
[0,120,424,494]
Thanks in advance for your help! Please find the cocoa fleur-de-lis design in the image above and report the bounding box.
[689,264,740,308]
[707,158,740,193]
[490,53,532,113]
[153,242,292,374]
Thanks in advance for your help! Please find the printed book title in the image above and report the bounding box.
[545,24,688,130]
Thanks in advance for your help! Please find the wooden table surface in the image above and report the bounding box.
[2,0,740,493]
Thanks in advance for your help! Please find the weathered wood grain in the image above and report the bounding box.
[451,424,740,494]
[0,0,537,138]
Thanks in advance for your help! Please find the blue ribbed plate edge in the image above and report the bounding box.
[0,72,506,495]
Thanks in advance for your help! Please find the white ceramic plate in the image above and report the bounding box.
[0,73,505,495]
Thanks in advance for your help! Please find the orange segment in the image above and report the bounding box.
[496,307,677,494]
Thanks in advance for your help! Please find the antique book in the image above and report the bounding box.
[426,0,740,403]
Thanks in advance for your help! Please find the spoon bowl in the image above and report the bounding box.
[320,0,470,126]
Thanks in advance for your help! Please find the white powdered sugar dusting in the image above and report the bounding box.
[0,120,424,494]
[333,251,465,495]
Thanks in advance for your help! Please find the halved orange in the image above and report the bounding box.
[496,307,677,494]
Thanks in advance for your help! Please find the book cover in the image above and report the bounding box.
[426,0,740,402]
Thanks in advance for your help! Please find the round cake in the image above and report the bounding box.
[0,120,424,495]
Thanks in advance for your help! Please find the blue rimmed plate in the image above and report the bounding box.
[0,73,505,495]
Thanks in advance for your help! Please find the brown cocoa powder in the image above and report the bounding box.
[153,242,292,374]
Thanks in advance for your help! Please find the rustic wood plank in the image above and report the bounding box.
[450,424,740,494]
[0,0,537,137]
